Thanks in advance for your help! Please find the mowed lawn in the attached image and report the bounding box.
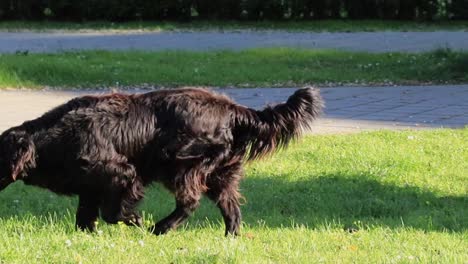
[0,129,466,263]
[1,48,467,89]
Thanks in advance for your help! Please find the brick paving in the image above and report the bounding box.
[1,85,466,134]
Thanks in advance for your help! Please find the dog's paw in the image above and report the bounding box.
[75,221,96,232]
[124,214,143,227]
[148,223,170,236]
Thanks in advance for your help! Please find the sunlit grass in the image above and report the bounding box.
[0,129,466,263]
[0,48,467,89]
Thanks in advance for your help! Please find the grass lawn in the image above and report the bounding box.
[1,48,467,89]
[1,20,468,32]
[0,129,466,263]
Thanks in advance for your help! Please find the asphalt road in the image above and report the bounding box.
[2,31,468,53]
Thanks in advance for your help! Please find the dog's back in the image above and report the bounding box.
[11,87,322,164]
[28,87,322,162]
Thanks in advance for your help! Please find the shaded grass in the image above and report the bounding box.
[1,20,468,32]
[0,129,467,263]
[1,48,467,89]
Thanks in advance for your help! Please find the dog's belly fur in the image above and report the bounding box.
[22,170,79,195]
[134,136,232,191]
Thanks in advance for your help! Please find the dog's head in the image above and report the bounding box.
[0,130,36,191]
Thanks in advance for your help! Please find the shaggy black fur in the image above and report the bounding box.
[0,87,323,235]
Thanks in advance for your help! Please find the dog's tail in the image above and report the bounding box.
[232,87,323,161]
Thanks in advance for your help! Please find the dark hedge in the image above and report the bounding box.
[0,0,466,21]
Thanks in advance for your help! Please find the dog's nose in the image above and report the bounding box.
[0,177,12,191]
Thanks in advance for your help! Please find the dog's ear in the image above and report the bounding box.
[4,131,36,180]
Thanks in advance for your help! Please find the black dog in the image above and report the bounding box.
[0,87,322,235]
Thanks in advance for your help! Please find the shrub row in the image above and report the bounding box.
[1,0,467,21]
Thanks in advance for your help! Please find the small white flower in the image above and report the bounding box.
[97,230,103,235]
[138,240,145,247]
[408,135,415,140]
[65,240,72,247]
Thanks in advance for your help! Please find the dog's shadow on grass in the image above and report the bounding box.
[231,174,467,232]
[0,174,466,233]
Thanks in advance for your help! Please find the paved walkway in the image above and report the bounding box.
[2,31,468,53]
[1,85,466,134]
[2,31,467,133]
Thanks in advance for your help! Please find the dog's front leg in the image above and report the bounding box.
[76,194,100,232]
[82,155,143,227]
[100,179,144,227]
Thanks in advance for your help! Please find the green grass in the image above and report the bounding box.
[1,20,468,32]
[0,129,467,263]
[1,48,467,89]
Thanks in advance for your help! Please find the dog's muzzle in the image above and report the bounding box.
[0,177,12,191]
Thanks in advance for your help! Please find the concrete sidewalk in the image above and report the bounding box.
[2,31,468,53]
[1,85,466,134]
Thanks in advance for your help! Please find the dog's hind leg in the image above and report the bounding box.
[149,169,205,235]
[76,194,100,232]
[149,195,201,235]
[206,162,243,236]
